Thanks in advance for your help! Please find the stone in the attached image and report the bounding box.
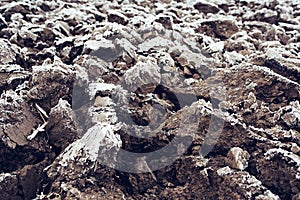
[0,39,22,65]
[214,20,239,39]
[27,57,75,111]
[194,1,220,14]
[257,148,300,199]
[0,173,22,200]
[0,14,7,30]
[0,90,40,148]
[46,99,78,150]
[225,147,250,170]
[108,10,129,26]
[217,168,280,199]
[122,58,161,93]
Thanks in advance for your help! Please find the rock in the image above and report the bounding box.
[10,28,39,48]
[0,90,40,148]
[253,8,279,24]
[225,147,250,170]
[0,173,22,200]
[225,32,256,53]
[197,19,239,39]
[217,167,280,199]
[293,193,300,200]
[0,65,30,93]
[0,39,22,65]
[17,161,50,200]
[255,190,280,200]
[281,101,300,127]
[159,156,212,199]
[122,58,161,93]
[155,15,173,29]
[264,59,300,84]
[1,2,31,21]
[86,39,118,62]
[0,90,55,199]
[0,14,7,30]
[108,10,129,26]
[46,99,78,151]
[27,57,75,111]
[257,148,300,199]
[194,1,220,14]
[214,20,239,39]
[41,123,122,199]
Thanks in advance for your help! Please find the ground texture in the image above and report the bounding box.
[0,0,300,199]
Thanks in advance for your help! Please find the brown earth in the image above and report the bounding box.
[0,0,299,199]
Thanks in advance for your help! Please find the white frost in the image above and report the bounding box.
[264,148,300,179]
[217,166,233,176]
[88,83,116,100]
[59,123,121,166]
[0,173,13,182]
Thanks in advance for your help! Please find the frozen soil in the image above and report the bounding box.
[0,0,299,199]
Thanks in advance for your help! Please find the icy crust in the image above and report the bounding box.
[84,39,114,52]
[58,124,121,166]
[0,90,32,147]
[265,148,300,179]
[230,64,300,87]
[0,39,21,65]
[32,57,73,75]
[88,83,116,100]
[255,190,280,200]
[58,80,121,169]
[28,58,75,108]
[0,64,24,72]
[0,173,13,182]
[281,101,300,127]
[0,66,29,101]
[122,58,161,91]
[216,167,280,199]
[0,172,21,199]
